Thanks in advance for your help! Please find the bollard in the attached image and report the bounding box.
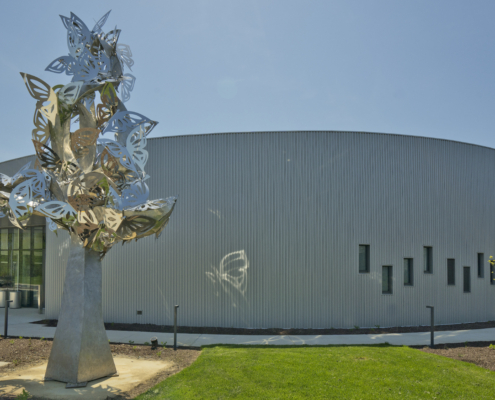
[174,305,179,350]
[426,306,434,348]
[4,299,13,338]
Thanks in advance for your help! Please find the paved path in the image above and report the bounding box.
[2,308,495,347]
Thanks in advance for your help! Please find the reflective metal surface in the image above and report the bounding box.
[1,10,177,384]
[44,233,117,383]
[4,10,176,259]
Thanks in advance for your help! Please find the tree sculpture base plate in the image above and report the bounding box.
[44,234,117,384]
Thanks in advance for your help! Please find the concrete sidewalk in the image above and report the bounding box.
[2,308,495,348]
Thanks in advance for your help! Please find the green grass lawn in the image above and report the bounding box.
[136,344,495,399]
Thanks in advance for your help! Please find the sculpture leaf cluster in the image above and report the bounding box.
[0,10,176,258]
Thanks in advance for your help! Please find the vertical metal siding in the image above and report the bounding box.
[43,131,495,328]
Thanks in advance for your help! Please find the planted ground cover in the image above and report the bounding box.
[136,344,495,399]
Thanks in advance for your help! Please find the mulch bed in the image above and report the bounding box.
[31,319,495,335]
[0,337,200,399]
[416,341,495,372]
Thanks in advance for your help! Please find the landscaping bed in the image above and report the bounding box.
[417,341,495,372]
[0,337,200,399]
[31,318,495,335]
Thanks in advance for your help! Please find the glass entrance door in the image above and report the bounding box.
[0,226,45,308]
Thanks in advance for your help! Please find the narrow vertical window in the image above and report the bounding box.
[404,258,413,286]
[382,266,392,294]
[478,253,484,278]
[424,246,433,273]
[463,267,471,293]
[447,259,455,285]
[359,245,370,273]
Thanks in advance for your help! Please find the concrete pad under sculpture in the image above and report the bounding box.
[0,357,174,400]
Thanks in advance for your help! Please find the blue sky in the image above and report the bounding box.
[0,0,494,161]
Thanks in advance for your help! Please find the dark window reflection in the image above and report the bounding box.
[0,226,45,308]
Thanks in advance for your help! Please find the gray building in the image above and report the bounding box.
[1,131,495,329]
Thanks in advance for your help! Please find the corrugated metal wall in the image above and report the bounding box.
[43,131,495,328]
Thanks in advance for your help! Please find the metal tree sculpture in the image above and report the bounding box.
[0,11,176,386]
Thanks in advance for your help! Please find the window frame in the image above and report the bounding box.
[478,253,484,278]
[359,244,370,273]
[424,246,433,274]
[463,266,471,293]
[382,265,393,294]
[447,258,455,286]
[404,258,413,286]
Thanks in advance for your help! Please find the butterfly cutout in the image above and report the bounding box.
[20,73,58,125]
[103,207,123,232]
[98,138,139,173]
[46,217,59,233]
[35,200,77,222]
[45,56,77,75]
[61,12,92,60]
[116,215,156,240]
[126,125,148,172]
[32,140,63,171]
[9,181,35,221]
[120,180,149,210]
[119,74,135,102]
[92,10,112,34]
[116,44,133,70]
[58,81,84,105]
[32,109,51,144]
[7,208,24,229]
[32,140,80,178]
[71,127,100,172]
[102,110,157,143]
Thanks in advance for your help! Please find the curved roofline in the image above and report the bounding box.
[148,130,495,152]
[1,130,494,165]
[0,153,36,167]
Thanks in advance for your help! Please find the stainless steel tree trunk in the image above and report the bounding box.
[44,234,116,384]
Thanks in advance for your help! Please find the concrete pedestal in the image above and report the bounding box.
[44,234,117,384]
